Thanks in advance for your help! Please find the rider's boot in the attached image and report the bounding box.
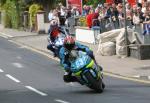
[53,53,57,57]
[63,72,78,83]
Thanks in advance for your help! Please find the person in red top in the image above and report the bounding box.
[86,9,100,28]
[86,12,94,28]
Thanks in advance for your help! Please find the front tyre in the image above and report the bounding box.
[83,71,104,93]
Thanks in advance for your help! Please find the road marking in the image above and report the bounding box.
[132,75,140,78]
[0,68,4,72]
[6,74,21,83]
[55,99,70,103]
[18,45,28,49]
[12,63,23,68]
[0,32,13,38]
[148,76,150,80]
[104,72,150,84]
[132,75,150,80]
[0,34,8,39]
[25,86,48,96]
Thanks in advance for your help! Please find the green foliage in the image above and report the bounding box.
[0,0,7,6]
[3,0,17,28]
[2,0,25,28]
[79,16,87,27]
[83,0,101,7]
[29,4,41,28]
[4,12,12,28]
[56,0,66,6]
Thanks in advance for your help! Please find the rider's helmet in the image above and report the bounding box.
[63,36,75,51]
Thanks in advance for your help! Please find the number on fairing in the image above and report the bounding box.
[75,58,85,68]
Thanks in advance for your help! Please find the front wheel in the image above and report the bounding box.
[83,71,105,93]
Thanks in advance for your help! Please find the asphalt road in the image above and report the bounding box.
[0,37,150,103]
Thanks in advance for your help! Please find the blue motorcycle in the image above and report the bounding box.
[69,50,105,93]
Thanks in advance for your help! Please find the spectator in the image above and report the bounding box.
[137,2,142,8]
[60,6,66,26]
[136,6,145,22]
[117,3,125,28]
[92,8,100,26]
[71,6,80,17]
[132,4,137,13]
[60,6,66,16]
[142,2,148,13]
[126,3,132,20]
[50,9,60,26]
[114,0,122,4]
[82,5,88,16]
[65,7,72,19]
[48,10,53,22]
[64,7,72,26]
[110,6,119,29]
[111,4,119,21]
[86,9,95,28]
[133,11,140,25]
[143,11,150,22]
[97,4,104,19]
[103,3,112,19]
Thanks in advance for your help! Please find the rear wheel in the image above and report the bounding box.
[83,71,104,93]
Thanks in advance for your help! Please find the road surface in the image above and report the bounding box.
[0,37,150,103]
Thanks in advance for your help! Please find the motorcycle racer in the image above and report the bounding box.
[59,36,98,83]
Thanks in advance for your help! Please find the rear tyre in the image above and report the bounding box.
[83,71,104,93]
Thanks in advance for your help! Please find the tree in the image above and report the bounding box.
[0,0,6,6]
[1,0,25,28]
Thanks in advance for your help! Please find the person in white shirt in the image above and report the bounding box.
[48,10,53,22]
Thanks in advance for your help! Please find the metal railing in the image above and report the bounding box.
[74,16,150,44]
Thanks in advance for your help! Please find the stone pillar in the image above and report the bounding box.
[0,11,1,24]
[36,11,45,34]
[0,10,5,29]
[23,11,29,30]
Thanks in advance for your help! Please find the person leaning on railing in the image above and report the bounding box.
[142,11,150,35]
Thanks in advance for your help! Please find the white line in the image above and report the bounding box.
[132,75,140,78]
[12,63,23,68]
[25,86,48,96]
[0,34,8,39]
[0,68,4,72]
[148,76,150,80]
[0,32,13,38]
[6,74,21,83]
[55,99,70,103]
[18,45,28,49]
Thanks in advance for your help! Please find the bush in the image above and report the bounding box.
[2,0,25,29]
[79,16,87,27]
[83,0,102,7]
[4,13,11,28]
[29,4,42,29]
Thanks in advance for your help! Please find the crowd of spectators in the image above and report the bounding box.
[48,1,150,34]
[84,1,150,31]
[48,3,80,26]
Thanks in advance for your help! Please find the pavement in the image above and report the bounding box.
[0,24,150,81]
